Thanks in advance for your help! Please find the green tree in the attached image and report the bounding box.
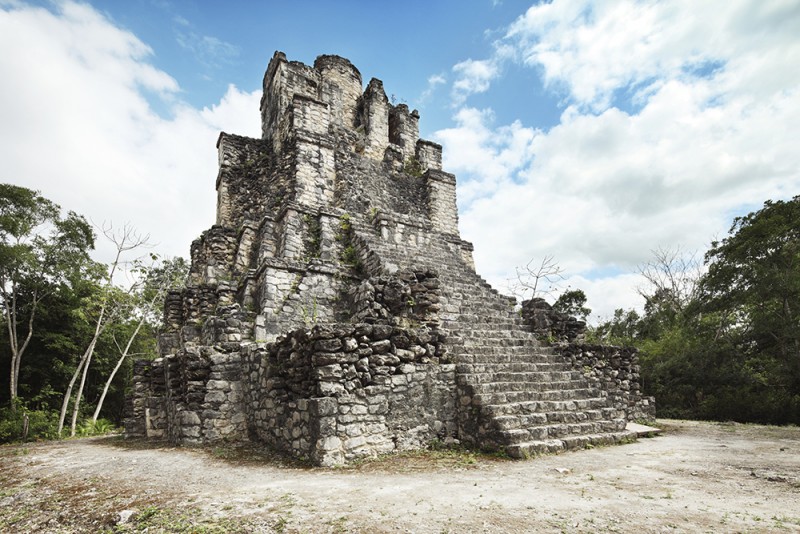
[699,196,800,422]
[0,184,94,407]
[552,289,591,321]
[590,308,641,346]
[90,255,187,423]
[58,223,149,436]
[619,198,800,423]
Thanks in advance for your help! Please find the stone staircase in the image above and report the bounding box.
[351,216,636,457]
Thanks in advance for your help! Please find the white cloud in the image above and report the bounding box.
[451,58,500,104]
[0,1,260,265]
[418,73,447,104]
[505,0,800,110]
[436,0,800,319]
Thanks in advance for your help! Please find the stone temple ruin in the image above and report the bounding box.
[125,51,655,466]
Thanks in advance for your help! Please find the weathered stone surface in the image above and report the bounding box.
[125,51,654,467]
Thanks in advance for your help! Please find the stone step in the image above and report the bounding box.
[505,430,638,458]
[446,331,538,342]
[456,337,542,347]
[491,409,610,430]
[457,344,550,355]
[471,388,601,405]
[457,370,584,383]
[498,419,628,444]
[456,362,574,374]
[469,380,590,394]
[458,353,564,365]
[481,400,614,417]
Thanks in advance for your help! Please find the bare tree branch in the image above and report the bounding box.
[508,255,565,301]
[637,246,703,314]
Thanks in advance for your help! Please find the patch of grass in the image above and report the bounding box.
[272,513,290,533]
[112,505,254,533]
[76,418,116,437]
[771,515,800,527]
[326,515,351,533]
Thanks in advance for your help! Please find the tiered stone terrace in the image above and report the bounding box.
[125,51,654,466]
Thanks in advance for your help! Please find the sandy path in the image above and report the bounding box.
[1,420,799,533]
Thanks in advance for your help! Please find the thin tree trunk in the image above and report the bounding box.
[67,295,117,436]
[58,340,93,436]
[4,287,37,408]
[58,320,108,435]
[13,295,37,401]
[59,223,148,436]
[70,342,94,436]
[5,295,18,407]
[92,317,145,422]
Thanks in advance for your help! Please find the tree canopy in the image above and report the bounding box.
[0,184,187,442]
[593,196,800,423]
[0,184,95,405]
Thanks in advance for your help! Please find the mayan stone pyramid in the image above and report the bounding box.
[125,52,654,466]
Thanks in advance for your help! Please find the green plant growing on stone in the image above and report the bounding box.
[404,156,424,177]
[301,296,319,327]
[335,213,363,273]
[338,212,352,234]
[302,214,322,261]
[341,245,361,269]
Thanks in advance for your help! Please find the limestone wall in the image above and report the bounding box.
[556,344,656,422]
[348,268,442,327]
[416,139,443,172]
[314,55,362,128]
[425,169,459,236]
[215,133,274,229]
[241,323,455,466]
[189,226,238,285]
[127,347,249,444]
[521,298,587,343]
[389,104,420,162]
[255,260,341,341]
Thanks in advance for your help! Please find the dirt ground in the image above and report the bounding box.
[1,419,799,533]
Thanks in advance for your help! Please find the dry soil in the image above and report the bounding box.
[1,419,799,533]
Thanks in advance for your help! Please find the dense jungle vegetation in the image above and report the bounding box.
[0,184,187,442]
[590,196,800,424]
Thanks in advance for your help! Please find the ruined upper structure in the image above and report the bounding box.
[126,52,654,466]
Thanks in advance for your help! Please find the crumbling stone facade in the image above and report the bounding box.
[125,51,654,465]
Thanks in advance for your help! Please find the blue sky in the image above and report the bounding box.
[74,0,566,133]
[2,0,800,320]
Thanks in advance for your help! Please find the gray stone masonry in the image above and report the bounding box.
[521,297,587,343]
[125,51,655,465]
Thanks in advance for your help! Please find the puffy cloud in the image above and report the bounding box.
[451,58,500,104]
[506,0,800,110]
[436,0,800,319]
[0,1,261,264]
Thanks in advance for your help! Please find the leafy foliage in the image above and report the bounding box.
[0,185,188,442]
[552,289,591,321]
[0,402,59,442]
[592,196,800,424]
[0,184,96,405]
